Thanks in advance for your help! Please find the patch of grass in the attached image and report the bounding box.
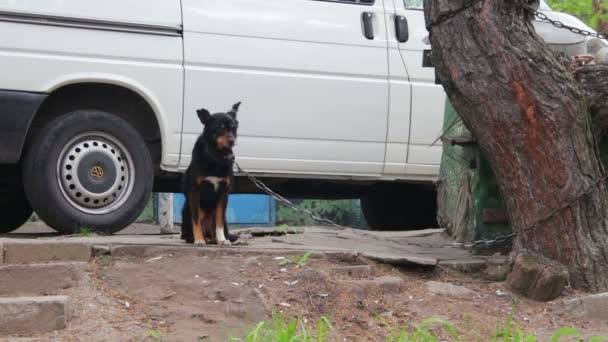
[78,226,94,237]
[237,316,607,342]
[278,251,313,267]
[147,329,162,341]
[385,317,459,342]
[276,224,289,233]
[276,224,303,235]
[231,315,332,342]
[489,318,607,342]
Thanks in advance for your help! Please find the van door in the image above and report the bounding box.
[383,0,412,175]
[391,0,446,166]
[181,0,390,176]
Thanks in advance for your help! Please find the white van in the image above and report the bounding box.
[0,0,597,233]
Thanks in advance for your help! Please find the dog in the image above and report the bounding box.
[181,102,241,245]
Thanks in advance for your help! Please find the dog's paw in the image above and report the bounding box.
[218,239,232,246]
[194,239,207,246]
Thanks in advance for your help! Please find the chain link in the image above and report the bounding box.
[429,0,608,41]
[234,161,347,230]
[468,172,608,248]
[520,1,608,40]
[236,160,608,249]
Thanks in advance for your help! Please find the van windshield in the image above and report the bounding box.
[540,0,552,10]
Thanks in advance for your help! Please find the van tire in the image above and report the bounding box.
[23,110,153,235]
[361,184,437,230]
[0,184,33,233]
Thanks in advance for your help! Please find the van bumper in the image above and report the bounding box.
[0,90,47,164]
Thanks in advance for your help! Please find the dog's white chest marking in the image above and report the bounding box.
[204,176,223,191]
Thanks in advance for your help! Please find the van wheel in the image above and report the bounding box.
[23,110,153,235]
[0,184,33,233]
[361,184,438,231]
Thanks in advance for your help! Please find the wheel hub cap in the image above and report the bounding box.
[58,133,133,214]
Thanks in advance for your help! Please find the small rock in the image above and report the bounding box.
[426,281,477,299]
[495,290,508,297]
[145,256,163,263]
[92,245,110,256]
[352,276,404,293]
[279,268,287,273]
[330,265,372,278]
[380,311,393,317]
[244,257,259,265]
[562,292,608,322]
[507,254,568,301]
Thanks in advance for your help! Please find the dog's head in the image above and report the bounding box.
[196,102,241,153]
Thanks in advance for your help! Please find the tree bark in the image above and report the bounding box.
[575,64,608,140]
[425,0,608,295]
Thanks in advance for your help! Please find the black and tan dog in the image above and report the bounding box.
[181,102,241,245]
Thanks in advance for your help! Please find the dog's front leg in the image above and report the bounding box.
[189,189,206,245]
[214,193,230,246]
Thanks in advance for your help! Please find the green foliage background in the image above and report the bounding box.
[276,199,368,228]
[546,0,607,29]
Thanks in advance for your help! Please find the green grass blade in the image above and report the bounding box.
[297,251,313,266]
[588,336,608,342]
[549,327,581,342]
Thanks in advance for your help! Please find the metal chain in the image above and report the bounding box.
[234,161,347,230]
[429,0,608,41]
[520,1,608,40]
[468,172,608,248]
[236,161,608,249]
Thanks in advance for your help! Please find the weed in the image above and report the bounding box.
[278,251,313,267]
[237,315,608,342]
[147,329,162,341]
[78,226,94,237]
[489,318,607,342]
[231,315,332,342]
[277,224,289,233]
[385,317,459,342]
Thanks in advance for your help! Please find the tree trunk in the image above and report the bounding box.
[425,0,608,296]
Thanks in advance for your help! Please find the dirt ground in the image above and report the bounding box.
[7,249,605,342]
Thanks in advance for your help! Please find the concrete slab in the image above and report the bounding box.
[3,241,91,264]
[350,276,404,293]
[0,296,67,336]
[3,223,484,268]
[0,263,83,296]
[563,292,608,322]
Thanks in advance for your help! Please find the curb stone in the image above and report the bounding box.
[0,296,68,336]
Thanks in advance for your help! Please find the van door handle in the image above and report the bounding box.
[395,15,409,43]
[362,12,374,40]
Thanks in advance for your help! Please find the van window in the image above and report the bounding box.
[404,0,423,9]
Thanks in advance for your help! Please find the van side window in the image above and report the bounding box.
[316,0,374,5]
[404,0,423,9]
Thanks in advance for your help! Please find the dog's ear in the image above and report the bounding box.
[196,108,211,125]
[227,101,241,119]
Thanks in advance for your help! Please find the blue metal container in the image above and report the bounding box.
[172,194,276,226]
